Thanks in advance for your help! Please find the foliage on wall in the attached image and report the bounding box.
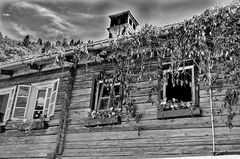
[1,1,240,128]
[54,1,240,127]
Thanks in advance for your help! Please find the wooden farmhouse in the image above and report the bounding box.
[0,6,240,159]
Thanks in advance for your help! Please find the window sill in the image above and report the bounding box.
[17,120,49,131]
[84,115,121,127]
[157,107,201,119]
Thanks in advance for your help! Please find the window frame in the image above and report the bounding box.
[30,83,52,120]
[12,85,31,120]
[0,86,16,125]
[11,78,59,121]
[162,65,196,106]
[90,75,122,113]
[157,64,200,119]
[95,80,121,111]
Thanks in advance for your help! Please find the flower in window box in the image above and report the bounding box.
[161,101,166,105]
[180,101,186,107]
[186,102,191,108]
[91,110,96,118]
[172,98,176,102]
[161,98,167,106]
[173,103,179,109]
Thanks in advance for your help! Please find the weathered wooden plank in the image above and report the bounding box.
[71,93,90,102]
[3,126,59,137]
[73,80,92,89]
[62,145,213,157]
[66,126,240,143]
[65,128,211,142]
[64,137,240,150]
[0,134,58,145]
[70,101,90,110]
[0,149,52,158]
[0,143,55,151]
[67,115,240,134]
[71,88,91,97]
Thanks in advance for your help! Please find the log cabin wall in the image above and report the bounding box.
[62,59,240,159]
[0,67,70,159]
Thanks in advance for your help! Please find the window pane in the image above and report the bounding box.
[99,98,109,110]
[45,98,50,109]
[53,81,58,91]
[51,92,56,103]
[0,94,9,122]
[35,100,44,110]
[44,99,50,117]
[37,90,46,98]
[165,68,192,102]
[47,88,52,98]
[33,110,43,119]
[18,86,30,96]
[48,103,54,116]
[113,97,120,108]
[114,85,120,96]
[102,86,110,97]
[13,108,25,119]
[16,97,28,108]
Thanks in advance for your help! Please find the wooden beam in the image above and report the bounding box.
[29,63,43,71]
[0,69,14,76]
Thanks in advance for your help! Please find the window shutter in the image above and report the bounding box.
[47,79,59,117]
[3,86,16,123]
[12,85,31,120]
[89,75,99,111]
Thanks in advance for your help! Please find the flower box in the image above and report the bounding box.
[17,120,49,131]
[157,107,201,119]
[84,115,121,127]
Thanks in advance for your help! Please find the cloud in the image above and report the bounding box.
[0,0,78,41]
[15,1,73,30]
[0,0,234,42]
[9,22,37,38]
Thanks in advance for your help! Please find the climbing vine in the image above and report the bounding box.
[54,1,240,128]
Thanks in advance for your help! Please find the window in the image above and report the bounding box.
[96,81,121,111]
[85,75,122,127]
[133,24,136,30]
[162,65,195,110]
[90,75,122,112]
[0,87,16,125]
[12,79,59,121]
[158,64,200,119]
[129,18,133,26]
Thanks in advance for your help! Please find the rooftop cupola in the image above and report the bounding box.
[107,10,139,38]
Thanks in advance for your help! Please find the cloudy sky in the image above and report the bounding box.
[0,0,232,42]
